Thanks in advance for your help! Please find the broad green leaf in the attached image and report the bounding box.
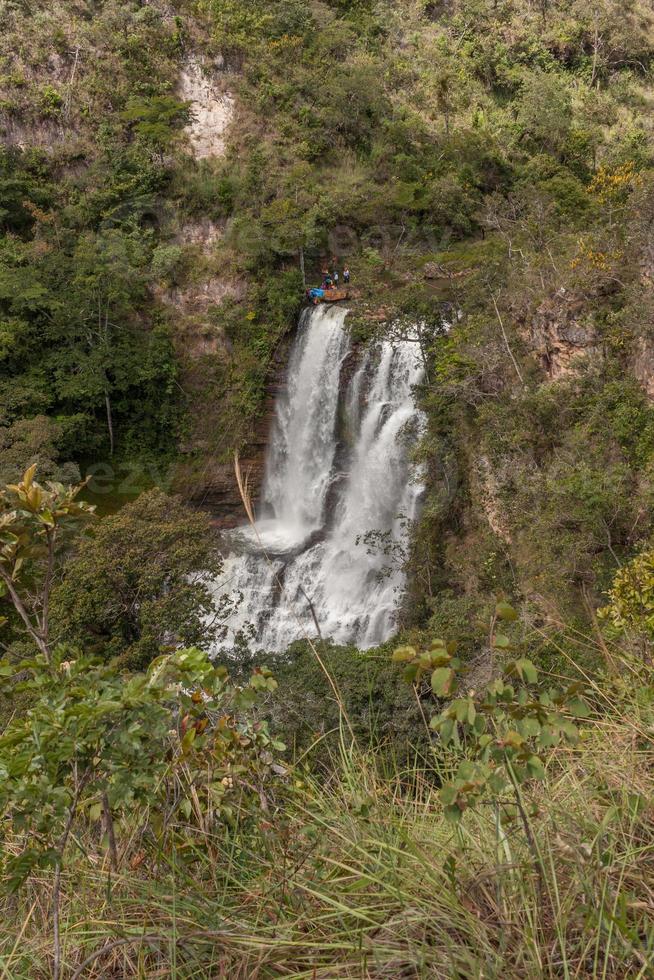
[496,600,518,622]
[88,802,102,822]
[431,667,454,697]
[526,756,545,780]
[392,645,415,663]
[439,784,458,805]
[568,698,591,719]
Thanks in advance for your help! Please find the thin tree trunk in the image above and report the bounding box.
[105,391,114,457]
[491,292,525,388]
[0,566,50,661]
[102,791,119,871]
[40,527,55,653]
[299,246,306,288]
[590,19,600,88]
[64,46,80,119]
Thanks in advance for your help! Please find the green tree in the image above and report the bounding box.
[515,72,572,156]
[0,415,81,486]
[0,465,94,661]
[53,228,151,456]
[120,95,190,158]
[600,547,654,647]
[52,489,226,668]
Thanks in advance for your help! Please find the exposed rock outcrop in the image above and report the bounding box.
[474,455,512,544]
[173,340,293,528]
[528,288,600,379]
[632,337,654,400]
[178,57,234,159]
[161,276,243,317]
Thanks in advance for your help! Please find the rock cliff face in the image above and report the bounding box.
[165,57,267,525]
[632,338,654,400]
[178,57,234,159]
[174,338,292,528]
[528,289,600,379]
[527,284,654,401]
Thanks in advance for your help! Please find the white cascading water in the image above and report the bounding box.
[212,304,425,652]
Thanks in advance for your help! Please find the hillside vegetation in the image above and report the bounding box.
[2,1,654,977]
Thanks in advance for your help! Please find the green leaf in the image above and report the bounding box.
[560,720,579,742]
[519,717,541,738]
[539,727,559,748]
[88,802,102,822]
[436,717,455,744]
[526,756,546,780]
[392,645,415,663]
[439,784,458,805]
[568,698,591,719]
[493,634,511,649]
[458,760,476,780]
[496,600,518,622]
[454,699,471,723]
[488,771,507,793]
[505,658,538,683]
[431,667,454,697]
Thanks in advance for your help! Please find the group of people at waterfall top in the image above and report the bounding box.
[305,264,351,304]
[321,265,350,289]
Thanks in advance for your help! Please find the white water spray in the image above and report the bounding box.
[213,304,425,652]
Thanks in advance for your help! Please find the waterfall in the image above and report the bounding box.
[213,303,425,653]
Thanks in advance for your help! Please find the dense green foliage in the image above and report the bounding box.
[231,639,428,762]
[0,3,191,470]
[51,489,226,668]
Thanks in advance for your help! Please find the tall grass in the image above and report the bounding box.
[1,681,653,979]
